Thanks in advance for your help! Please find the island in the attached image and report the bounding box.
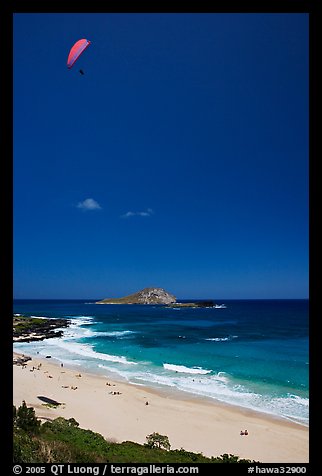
[96,287,176,305]
[96,288,222,308]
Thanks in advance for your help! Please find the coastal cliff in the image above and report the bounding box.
[96,287,176,305]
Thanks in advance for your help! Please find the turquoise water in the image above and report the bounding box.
[13,299,309,425]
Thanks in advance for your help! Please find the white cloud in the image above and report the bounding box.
[121,208,154,218]
[123,211,135,217]
[77,198,102,210]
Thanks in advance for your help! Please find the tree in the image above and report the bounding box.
[16,401,40,434]
[145,432,171,451]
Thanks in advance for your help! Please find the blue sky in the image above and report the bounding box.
[13,13,309,300]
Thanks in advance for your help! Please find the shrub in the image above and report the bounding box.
[211,453,254,463]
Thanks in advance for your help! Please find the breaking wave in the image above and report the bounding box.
[163,363,212,374]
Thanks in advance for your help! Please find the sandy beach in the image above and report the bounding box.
[13,352,309,463]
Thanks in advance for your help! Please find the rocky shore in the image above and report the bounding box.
[13,315,70,343]
[13,353,32,366]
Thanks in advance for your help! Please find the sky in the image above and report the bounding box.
[13,13,309,300]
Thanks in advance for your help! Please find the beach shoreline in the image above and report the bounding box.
[13,351,309,463]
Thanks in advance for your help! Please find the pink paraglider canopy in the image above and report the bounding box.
[67,39,91,69]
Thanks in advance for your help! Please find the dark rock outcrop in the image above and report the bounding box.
[168,300,215,308]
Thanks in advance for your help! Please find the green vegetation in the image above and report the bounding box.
[145,432,171,451]
[13,316,50,334]
[42,403,62,409]
[14,401,40,434]
[13,403,257,464]
[13,315,69,342]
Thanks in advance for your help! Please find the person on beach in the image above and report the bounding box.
[240,430,245,435]
[244,429,249,435]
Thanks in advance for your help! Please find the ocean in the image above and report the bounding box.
[13,299,309,426]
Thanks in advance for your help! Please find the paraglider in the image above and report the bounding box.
[67,39,91,70]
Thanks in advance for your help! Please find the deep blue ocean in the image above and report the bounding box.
[13,299,309,426]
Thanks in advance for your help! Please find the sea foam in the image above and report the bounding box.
[163,363,212,374]
[44,339,137,365]
[205,335,238,342]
